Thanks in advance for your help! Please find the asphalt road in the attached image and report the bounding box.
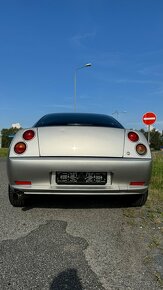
[0,158,162,290]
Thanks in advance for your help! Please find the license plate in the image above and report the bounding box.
[56,172,107,185]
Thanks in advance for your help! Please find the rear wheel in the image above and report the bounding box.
[8,185,26,207]
[130,191,148,207]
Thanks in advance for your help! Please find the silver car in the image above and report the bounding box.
[7,113,152,207]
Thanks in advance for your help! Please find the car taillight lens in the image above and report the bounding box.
[128,131,139,142]
[130,182,145,186]
[14,142,26,154]
[23,130,35,141]
[136,144,147,155]
[15,181,31,185]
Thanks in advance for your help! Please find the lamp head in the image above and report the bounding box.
[84,63,92,67]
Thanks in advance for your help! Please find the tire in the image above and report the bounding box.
[130,191,148,207]
[8,185,26,207]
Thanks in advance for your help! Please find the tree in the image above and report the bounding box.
[140,128,163,150]
[1,127,20,148]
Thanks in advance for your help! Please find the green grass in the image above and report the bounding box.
[0,148,8,157]
[146,152,163,224]
[123,152,163,287]
[150,152,163,199]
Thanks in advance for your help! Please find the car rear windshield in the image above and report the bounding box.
[34,113,124,129]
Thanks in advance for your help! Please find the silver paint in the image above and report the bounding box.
[7,125,152,195]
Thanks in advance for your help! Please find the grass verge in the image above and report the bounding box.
[123,151,163,286]
[0,148,8,157]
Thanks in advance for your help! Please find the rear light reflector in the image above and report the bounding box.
[128,131,139,142]
[23,130,35,141]
[14,142,26,154]
[136,144,147,155]
[130,182,145,186]
[15,181,31,185]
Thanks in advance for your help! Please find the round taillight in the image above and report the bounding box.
[23,130,35,141]
[128,131,139,142]
[14,142,26,154]
[136,144,147,155]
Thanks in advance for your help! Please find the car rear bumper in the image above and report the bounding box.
[7,157,152,195]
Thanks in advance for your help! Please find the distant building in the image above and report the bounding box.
[12,123,21,129]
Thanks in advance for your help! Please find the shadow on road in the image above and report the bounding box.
[49,268,83,290]
[22,194,131,211]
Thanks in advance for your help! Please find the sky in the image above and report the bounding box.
[0,0,163,131]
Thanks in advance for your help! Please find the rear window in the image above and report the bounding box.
[34,113,124,129]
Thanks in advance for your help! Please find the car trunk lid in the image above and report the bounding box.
[37,126,125,157]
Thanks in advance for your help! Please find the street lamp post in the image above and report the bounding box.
[74,63,92,112]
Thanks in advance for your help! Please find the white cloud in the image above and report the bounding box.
[0,107,16,111]
[95,76,161,85]
[70,31,96,48]
[137,64,162,77]
[113,79,161,84]
[12,123,21,129]
[150,89,163,96]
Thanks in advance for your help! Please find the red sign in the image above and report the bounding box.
[142,112,156,125]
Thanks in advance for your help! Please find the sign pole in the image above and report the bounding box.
[147,125,150,144]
